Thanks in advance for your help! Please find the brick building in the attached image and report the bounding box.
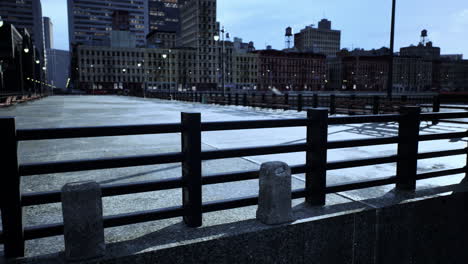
[254,50,326,91]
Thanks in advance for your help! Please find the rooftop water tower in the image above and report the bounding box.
[285,27,293,49]
[420,29,428,45]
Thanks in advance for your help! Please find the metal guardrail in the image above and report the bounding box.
[1,108,468,258]
[146,90,440,115]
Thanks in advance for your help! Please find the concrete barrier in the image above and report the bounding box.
[256,162,293,225]
[17,183,468,264]
[61,181,105,262]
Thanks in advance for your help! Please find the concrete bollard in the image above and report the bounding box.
[61,181,105,262]
[256,162,293,225]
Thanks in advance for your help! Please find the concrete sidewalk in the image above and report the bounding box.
[0,95,466,259]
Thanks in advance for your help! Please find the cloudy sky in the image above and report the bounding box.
[43,0,468,56]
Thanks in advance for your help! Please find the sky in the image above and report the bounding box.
[42,0,468,56]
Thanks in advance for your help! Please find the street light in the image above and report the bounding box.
[215,26,228,95]
[0,16,3,28]
[387,0,396,99]
[137,60,146,98]
[24,47,29,54]
[36,60,40,64]
[162,53,171,91]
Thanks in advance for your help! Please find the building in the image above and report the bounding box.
[0,23,46,95]
[254,50,327,91]
[148,0,185,32]
[233,37,255,53]
[46,49,70,91]
[147,30,177,49]
[67,0,149,47]
[178,0,218,89]
[400,42,441,61]
[110,11,137,48]
[330,49,433,92]
[294,19,341,57]
[0,0,45,57]
[43,17,53,50]
[73,45,198,93]
[340,56,389,92]
[393,56,432,93]
[438,59,468,92]
[232,52,259,90]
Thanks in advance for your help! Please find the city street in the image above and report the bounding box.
[0,95,466,258]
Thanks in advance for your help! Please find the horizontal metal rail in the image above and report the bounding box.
[22,177,184,206]
[13,112,468,143]
[326,176,397,193]
[19,152,184,176]
[419,132,467,141]
[201,119,306,131]
[327,155,398,170]
[439,120,468,125]
[421,112,468,121]
[22,206,185,241]
[17,124,183,141]
[416,167,466,180]
[327,137,399,149]
[201,143,307,160]
[328,114,400,125]
[417,149,467,160]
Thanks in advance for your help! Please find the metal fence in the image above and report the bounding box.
[1,107,467,258]
[146,90,439,115]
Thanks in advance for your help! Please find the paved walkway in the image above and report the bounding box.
[0,95,466,258]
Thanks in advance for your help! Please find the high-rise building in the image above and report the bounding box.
[148,0,185,32]
[46,49,70,90]
[294,19,341,57]
[0,0,45,57]
[67,0,149,47]
[178,0,218,88]
[43,17,53,49]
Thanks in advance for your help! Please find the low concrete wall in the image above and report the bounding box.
[13,186,468,264]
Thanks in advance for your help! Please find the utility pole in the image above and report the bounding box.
[387,0,396,99]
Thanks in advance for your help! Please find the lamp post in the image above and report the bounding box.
[162,52,171,91]
[213,34,220,90]
[137,60,146,98]
[215,26,228,95]
[387,0,396,99]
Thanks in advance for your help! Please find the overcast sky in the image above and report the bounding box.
[43,0,468,56]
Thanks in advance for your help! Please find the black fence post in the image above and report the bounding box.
[432,95,440,125]
[0,117,24,258]
[306,109,329,206]
[235,93,239,106]
[243,93,247,107]
[284,93,289,110]
[330,95,336,115]
[313,94,319,108]
[396,106,421,191]
[298,94,303,112]
[181,113,202,227]
[349,94,356,115]
[271,93,277,110]
[228,93,232,105]
[262,93,266,107]
[373,96,380,115]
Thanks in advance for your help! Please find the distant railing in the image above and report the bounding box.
[1,107,467,258]
[145,90,440,115]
